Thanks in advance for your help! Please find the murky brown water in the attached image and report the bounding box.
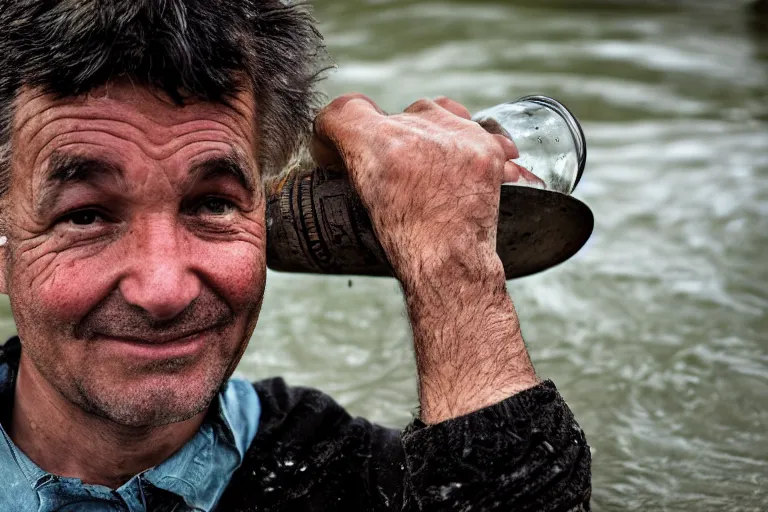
[1,1,766,510]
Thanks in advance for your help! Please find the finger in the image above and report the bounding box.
[433,96,472,120]
[312,93,385,169]
[492,134,519,161]
[477,117,512,138]
[503,161,547,188]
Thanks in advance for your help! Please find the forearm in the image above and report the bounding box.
[311,92,591,510]
[401,249,539,425]
[398,246,591,510]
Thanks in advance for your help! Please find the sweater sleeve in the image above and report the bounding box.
[400,380,591,511]
[216,378,590,512]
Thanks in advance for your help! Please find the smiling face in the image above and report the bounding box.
[0,82,267,427]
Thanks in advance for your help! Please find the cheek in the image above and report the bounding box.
[12,245,124,326]
[10,216,268,329]
[192,239,267,309]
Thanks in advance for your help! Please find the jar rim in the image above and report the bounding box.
[516,95,587,193]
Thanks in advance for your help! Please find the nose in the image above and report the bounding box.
[118,217,202,321]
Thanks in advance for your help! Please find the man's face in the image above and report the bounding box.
[0,82,267,427]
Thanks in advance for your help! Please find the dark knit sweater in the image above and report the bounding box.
[0,339,591,511]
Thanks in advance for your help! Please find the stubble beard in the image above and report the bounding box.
[67,288,246,428]
[71,360,228,428]
[14,271,266,429]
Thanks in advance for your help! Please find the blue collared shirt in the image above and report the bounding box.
[0,359,261,512]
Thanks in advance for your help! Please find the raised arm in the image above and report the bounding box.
[314,94,541,421]
[312,93,591,510]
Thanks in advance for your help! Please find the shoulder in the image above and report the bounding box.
[249,377,399,448]
[251,376,338,420]
[218,378,406,511]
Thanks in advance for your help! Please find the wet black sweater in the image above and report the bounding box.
[218,377,591,511]
[0,339,591,511]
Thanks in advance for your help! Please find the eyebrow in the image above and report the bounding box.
[35,149,256,215]
[189,150,256,194]
[46,152,122,184]
[37,152,123,214]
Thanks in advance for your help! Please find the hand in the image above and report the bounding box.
[312,94,530,282]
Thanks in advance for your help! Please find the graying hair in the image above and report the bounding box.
[0,0,330,196]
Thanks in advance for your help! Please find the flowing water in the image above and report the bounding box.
[1,1,767,510]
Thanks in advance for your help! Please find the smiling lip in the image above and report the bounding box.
[98,328,216,360]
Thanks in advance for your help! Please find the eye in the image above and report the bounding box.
[196,197,236,216]
[60,209,105,226]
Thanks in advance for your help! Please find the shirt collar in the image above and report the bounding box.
[0,336,260,512]
[143,377,261,510]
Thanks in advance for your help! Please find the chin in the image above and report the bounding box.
[67,324,250,427]
[75,358,229,428]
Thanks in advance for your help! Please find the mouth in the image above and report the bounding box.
[100,326,217,345]
[97,326,220,360]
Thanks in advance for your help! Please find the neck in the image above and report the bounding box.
[9,354,207,489]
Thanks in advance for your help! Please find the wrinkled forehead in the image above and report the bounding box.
[10,81,260,186]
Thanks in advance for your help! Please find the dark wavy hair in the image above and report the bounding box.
[0,0,329,194]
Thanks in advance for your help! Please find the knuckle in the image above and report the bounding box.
[317,93,381,137]
[434,96,472,120]
[467,142,504,176]
[321,93,377,120]
[405,98,436,113]
[471,150,495,172]
[328,92,372,109]
[433,95,460,110]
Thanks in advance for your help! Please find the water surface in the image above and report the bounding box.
[1,1,766,510]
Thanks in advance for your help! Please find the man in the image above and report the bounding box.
[0,0,591,510]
